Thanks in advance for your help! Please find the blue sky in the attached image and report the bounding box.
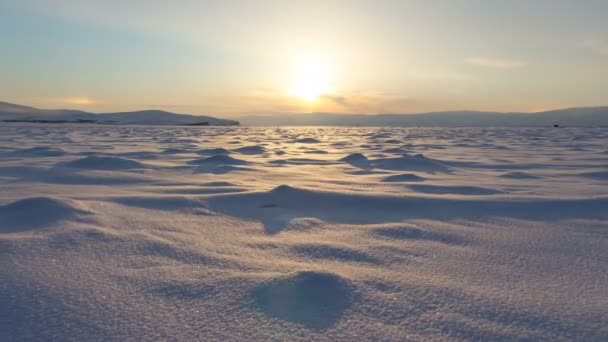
[1,0,607,116]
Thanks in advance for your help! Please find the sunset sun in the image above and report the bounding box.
[288,57,335,101]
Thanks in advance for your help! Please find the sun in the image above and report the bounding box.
[288,57,335,102]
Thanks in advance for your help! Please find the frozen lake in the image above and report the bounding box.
[1,123,607,340]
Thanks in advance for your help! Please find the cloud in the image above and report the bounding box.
[317,91,423,114]
[579,37,608,55]
[56,97,97,105]
[465,57,528,69]
[320,95,347,106]
[406,70,477,81]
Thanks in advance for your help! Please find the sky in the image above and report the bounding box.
[1,0,607,117]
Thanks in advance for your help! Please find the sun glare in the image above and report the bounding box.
[288,57,335,102]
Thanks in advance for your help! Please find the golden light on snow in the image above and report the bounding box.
[288,56,335,102]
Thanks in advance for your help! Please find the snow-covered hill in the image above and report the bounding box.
[240,107,608,126]
[0,101,239,126]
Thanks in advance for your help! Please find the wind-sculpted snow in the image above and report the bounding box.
[58,155,146,170]
[294,137,321,144]
[196,147,231,155]
[0,197,93,231]
[232,145,267,155]
[339,152,368,162]
[188,154,248,166]
[5,146,66,157]
[499,171,543,179]
[579,171,608,181]
[1,124,607,340]
[407,184,503,195]
[381,173,427,182]
[369,153,450,172]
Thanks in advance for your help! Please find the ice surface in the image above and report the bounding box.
[1,124,607,340]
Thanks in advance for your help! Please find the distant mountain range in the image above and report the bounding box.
[2,101,608,127]
[240,107,608,127]
[0,101,239,126]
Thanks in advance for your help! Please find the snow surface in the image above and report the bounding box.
[1,123,607,340]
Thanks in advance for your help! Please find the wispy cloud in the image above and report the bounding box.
[465,57,528,69]
[55,97,97,105]
[579,37,608,55]
[318,91,423,114]
[407,69,478,81]
[320,95,347,106]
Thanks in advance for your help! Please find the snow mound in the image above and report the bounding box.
[339,153,368,162]
[196,148,230,155]
[251,271,354,329]
[371,153,449,172]
[499,172,542,179]
[269,159,288,165]
[579,171,608,181]
[161,147,190,154]
[58,156,145,170]
[271,184,298,193]
[0,197,92,231]
[295,138,320,143]
[203,165,255,174]
[188,154,248,165]
[201,181,238,187]
[8,146,66,157]
[408,184,502,195]
[302,149,328,154]
[382,173,427,182]
[232,145,267,154]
